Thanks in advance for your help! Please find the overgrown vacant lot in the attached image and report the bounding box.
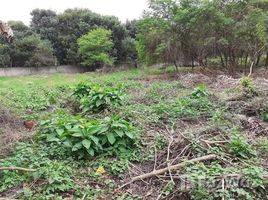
[0,68,268,200]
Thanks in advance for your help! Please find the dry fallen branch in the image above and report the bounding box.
[132,154,217,182]
[0,167,37,172]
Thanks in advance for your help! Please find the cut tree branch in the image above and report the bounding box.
[132,154,217,182]
[0,167,37,172]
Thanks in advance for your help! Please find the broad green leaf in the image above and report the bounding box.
[105,96,111,104]
[114,129,124,137]
[56,128,64,136]
[72,142,83,151]
[87,126,100,134]
[90,135,100,145]
[47,134,60,142]
[107,133,116,144]
[63,140,72,148]
[87,148,95,156]
[82,139,91,149]
[125,131,134,139]
[72,132,84,137]
[96,99,103,107]
[98,125,109,133]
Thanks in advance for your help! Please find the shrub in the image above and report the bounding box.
[75,85,124,113]
[191,84,209,99]
[72,82,92,98]
[38,114,139,158]
[240,76,256,97]
[228,130,256,159]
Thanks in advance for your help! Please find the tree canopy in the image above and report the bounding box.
[78,28,114,67]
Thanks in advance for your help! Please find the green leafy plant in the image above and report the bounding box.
[191,84,209,99]
[160,181,175,197]
[79,86,124,113]
[39,114,139,158]
[0,143,75,198]
[228,130,256,159]
[186,162,267,200]
[240,76,256,97]
[153,95,212,121]
[73,82,92,98]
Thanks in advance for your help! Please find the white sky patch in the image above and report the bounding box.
[1,0,148,25]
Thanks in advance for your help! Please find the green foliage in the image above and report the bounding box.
[260,111,268,122]
[72,82,92,98]
[39,114,139,158]
[186,162,267,200]
[90,157,130,176]
[154,134,167,150]
[160,181,175,197]
[78,28,114,67]
[33,161,75,195]
[0,31,54,67]
[30,8,129,65]
[153,86,213,121]
[191,84,209,99]
[137,0,268,70]
[2,86,61,118]
[243,165,267,189]
[74,84,124,113]
[228,130,256,159]
[0,143,75,197]
[121,36,138,63]
[240,76,256,96]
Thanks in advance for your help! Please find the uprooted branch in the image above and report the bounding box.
[132,154,217,182]
[0,167,37,172]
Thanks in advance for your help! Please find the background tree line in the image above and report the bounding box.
[136,0,268,72]
[1,0,268,72]
[0,8,137,68]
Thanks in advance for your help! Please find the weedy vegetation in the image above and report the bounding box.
[0,68,268,199]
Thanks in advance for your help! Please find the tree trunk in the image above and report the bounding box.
[174,61,178,72]
[191,59,195,70]
[245,53,248,68]
[256,53,261,67]
[219,53,225,68]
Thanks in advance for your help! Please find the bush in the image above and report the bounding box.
[228,130,256,159]
[240,76,256,97]
[73,83,124,113]
[38,114,139,158]
[73,82,92,98]
[191,84,209,99]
